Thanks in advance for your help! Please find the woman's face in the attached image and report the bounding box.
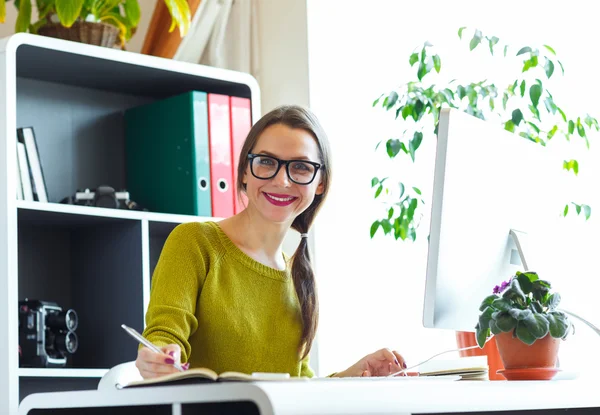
[243,123,324,225]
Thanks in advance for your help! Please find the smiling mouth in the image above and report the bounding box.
[263,192,298,206]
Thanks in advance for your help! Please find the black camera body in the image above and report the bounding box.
[18,300,79,368]
[75,186,130,209]
[60,185,146,211]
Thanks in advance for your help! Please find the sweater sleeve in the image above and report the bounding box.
[141,224,207,363]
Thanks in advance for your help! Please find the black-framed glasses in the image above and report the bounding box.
[247,154,322,185]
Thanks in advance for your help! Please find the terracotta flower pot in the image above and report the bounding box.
[495,331,560,369]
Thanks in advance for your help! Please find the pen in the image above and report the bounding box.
[121,324,185,372]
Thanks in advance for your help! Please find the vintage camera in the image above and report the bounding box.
[61,185,146,210]
[18,300,79,368]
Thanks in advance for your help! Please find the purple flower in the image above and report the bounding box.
[492,278,512,294]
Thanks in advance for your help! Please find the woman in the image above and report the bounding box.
[136,105,406,379]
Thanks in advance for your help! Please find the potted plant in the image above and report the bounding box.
[475,270,574,380]
[0,0,191,48]
[370,28,598,242]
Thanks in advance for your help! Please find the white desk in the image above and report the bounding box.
[19,378,600,415]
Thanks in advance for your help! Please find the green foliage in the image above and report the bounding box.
[0,0,191,46]
[371,27,599,241]
[475,271,573,348]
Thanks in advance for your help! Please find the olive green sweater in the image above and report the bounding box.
[142,221,314,377]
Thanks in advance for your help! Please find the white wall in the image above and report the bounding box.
[306,0,600,377]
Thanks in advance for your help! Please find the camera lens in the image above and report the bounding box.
[54,331,78,354]
[46,309,78,331]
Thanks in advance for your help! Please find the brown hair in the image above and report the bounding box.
[236,105,332,359]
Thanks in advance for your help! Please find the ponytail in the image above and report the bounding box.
[291,200,322,360]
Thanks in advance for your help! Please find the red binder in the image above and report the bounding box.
[207,94,234,218]
[230,97,252,214]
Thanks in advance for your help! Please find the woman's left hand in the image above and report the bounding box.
[335,348,407,377]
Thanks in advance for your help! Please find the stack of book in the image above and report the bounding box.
[418,356,489,381]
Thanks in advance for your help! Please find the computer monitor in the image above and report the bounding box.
[423,108,568,333]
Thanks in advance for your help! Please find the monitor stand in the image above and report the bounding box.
[509,229,600,337]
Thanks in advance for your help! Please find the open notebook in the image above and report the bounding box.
[120,367,308,389]
[417,356,489,381]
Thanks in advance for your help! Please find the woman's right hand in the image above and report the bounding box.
[135,343,189,379]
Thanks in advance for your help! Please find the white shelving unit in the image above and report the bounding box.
[0,33,260,414]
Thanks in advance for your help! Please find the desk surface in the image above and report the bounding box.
[19,377,600,415]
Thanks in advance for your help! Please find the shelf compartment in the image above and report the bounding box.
[17,208,144,369]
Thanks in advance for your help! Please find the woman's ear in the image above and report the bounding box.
[315,180,325,196]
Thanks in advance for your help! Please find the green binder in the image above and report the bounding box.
[124,91,212,216]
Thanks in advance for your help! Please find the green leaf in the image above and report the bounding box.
[558,107,567,122]
[401,105,412,120]
[412,100,425,121]
[577,117,585,137]
[15,0,31,32]
[491,298,512,312]
[530,301,543,313]
[374,185,383,198]
[517,272,533,294]
[544,58,555,78]
[517,46,532,55]
[381,219,392,235]
[488,36,499,55]
[412,186,422,195]
[388,207,394,220]
[479,306,494,331]
[433,54,441,73]
[544,44,556,55]
[469,29,482,51]
[371,177,379,187]
[479,295,498,311]
[519,80,526,97]
[55,0,84,27]
[509,308,532,321]
[511,109,524,126]
[568,120,575,135]
[475,324,490,348]
[547,293,561,310]
[583,204,591,220]
[531,280,551,301]
[495,312,517,332]
[163,0,192,36]
[417,62,427,81]
[530,83,542,107]
[386,91,399,110]
[409,52,419,66]
[523,313,550,339]
[372,94,383,107]
[489,319,501,335]
[458,26,466,39]
[516,321,536,345]
[523,55,539,72]
[558,60,565,75]
[521,271,539,282]
[386,139,402,158]
[408,131,423,162]
[563,159,579,175]
[504,45,509,57]
[547,125,558,140]
[124,0,141,27]
[547,311,569,338]
[563,204,569,217]
[574,203,582,215]
[398,182,405,199]
[370,221,380,238]
[504,120,515,132]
